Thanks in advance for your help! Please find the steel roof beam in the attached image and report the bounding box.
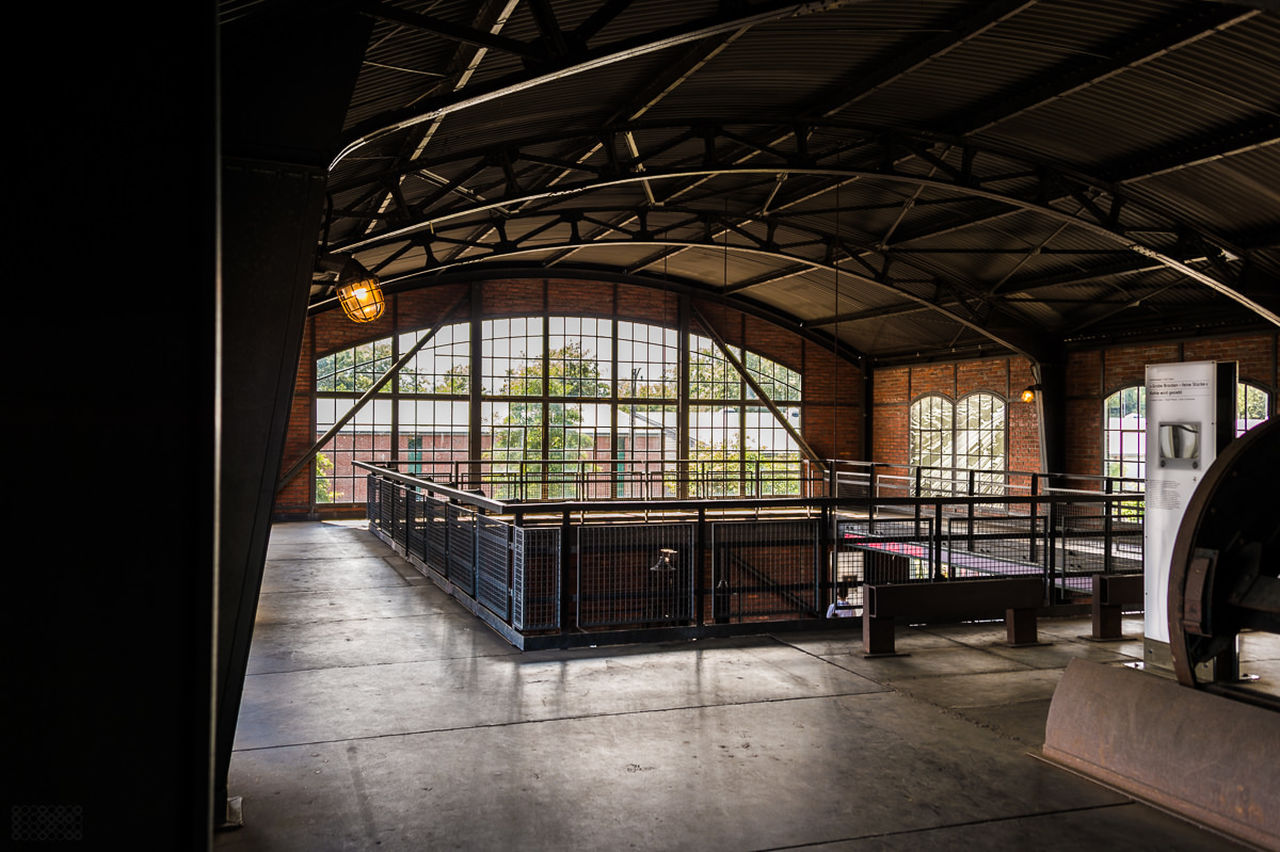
[376,232,1046,359]
[947,5,1260,137]
[1109,116,1280,184]
[356,1,539,60]
[334,0,872,167]
[800,0,1038,119]
[332,160,1273,322]
[575,0,634,44]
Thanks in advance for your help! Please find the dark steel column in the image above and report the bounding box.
[469,282,484,484]
[677,294,692,498]
[1033,348,1067,474]
[216,2,372,821]
[12,6,217,848]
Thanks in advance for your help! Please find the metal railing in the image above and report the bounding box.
[358,460,1145,649]
[367,454,826,501]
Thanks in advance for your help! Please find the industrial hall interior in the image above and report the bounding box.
[7,0,1278,850]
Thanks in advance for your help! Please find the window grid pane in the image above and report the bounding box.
[548,316,611,398]
[1103,385,1146,482]
[617,321,679,400]
[689,334,741,401]
[955,393,1007,494]
[909,395,954,495]
[482,317,544,395]
[315,396,393,504]
[397,323,470,394]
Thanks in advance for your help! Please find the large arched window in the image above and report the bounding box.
[1103,385,1146,481]
[314,316,802,502]
[908,393,1007,495]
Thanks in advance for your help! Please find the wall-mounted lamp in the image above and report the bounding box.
[1021,384,1042,403]
[318,253,385,323]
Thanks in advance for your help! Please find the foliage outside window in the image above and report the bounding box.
[1237,382,1271,436]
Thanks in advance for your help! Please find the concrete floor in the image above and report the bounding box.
[216,520,1274,851]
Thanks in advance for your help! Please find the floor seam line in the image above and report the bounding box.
[231,689,895,752]
[754,800,1136,850]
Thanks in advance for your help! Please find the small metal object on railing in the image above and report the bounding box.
[650,548,678,571]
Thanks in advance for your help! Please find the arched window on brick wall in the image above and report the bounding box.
[1103,385,1146,482]
[1237,381,1271,436]
[1104,381,1271,484]
[955,392,1007,493]
[313,316,802,503]
[908,393,1007,495]
[908,394,952,495]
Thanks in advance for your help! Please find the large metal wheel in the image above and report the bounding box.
[1168,416,1279,695]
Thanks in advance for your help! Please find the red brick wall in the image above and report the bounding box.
[871,357,1038,471]
[867,333,1278,480]
[1063,334,1278,477]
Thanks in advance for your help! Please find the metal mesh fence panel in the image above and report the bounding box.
[423,495,447,575]
[392,485,409,550]
[377,479,395,533]
[366,474,378,525]
[1054,501,1144,592]
[710,520,819,621]
[577,524,695,628]
[831,546,864,610]
[512,526,560,631]
[407,490,426,560]
[942,516,1044,579]
[837,518,936,583]
[476,516,511,619]
[447,504,477,595]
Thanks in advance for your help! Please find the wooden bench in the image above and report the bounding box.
[1087,573,1143,641]
[862,577,1044,656]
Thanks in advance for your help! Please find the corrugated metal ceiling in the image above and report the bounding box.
[269,0,1280,364]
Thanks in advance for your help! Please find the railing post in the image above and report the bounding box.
[560,509,573,639]
[816,504,828,615]
[696,507,707,626]
[1046,498,1058,606]
[967,492,976,552]
[1103,492,1115,574]
[1029,494,1039,563]
[934,501,944,580]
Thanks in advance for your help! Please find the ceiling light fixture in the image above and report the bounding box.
[319,253,386,323]
[1021,384,1042,404]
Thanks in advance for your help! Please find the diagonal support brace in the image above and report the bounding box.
[276,288,468,493]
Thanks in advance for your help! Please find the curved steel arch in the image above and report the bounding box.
[331,1,870,170]
[309,261,875,367]
[374,235,1047,360]
[332,159,1277,326]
